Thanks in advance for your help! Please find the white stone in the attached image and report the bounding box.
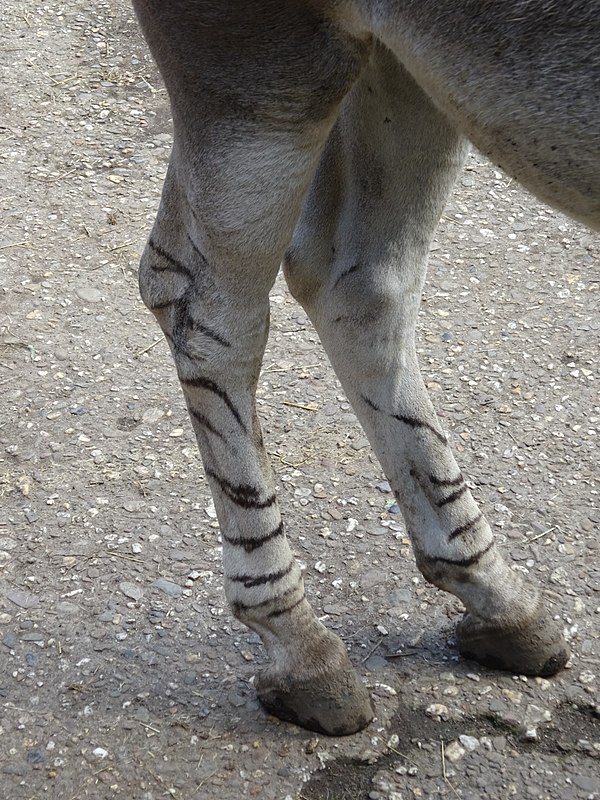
[444,741,466,762]
[459,735,479,751]
[426,703,449,720]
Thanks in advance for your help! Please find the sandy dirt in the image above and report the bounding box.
[1,2,598,799]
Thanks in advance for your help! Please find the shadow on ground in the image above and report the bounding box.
[301,702,600,800]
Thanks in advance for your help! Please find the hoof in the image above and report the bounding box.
[257,662,374,736]
[457,607,569,677]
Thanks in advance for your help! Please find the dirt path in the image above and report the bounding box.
[1,2,598,799]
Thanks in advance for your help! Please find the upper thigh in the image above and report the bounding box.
[285,42,467,305]
[366,0,600,227]
[133,1,371,145]
[134,1,373,258]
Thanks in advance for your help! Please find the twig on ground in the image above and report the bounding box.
[282,400,319,412]
[361,636,384,664]
[135,336,165,357]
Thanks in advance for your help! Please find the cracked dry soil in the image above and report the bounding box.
[1,2,599,799]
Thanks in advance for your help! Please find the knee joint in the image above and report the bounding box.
[282,245,326,308]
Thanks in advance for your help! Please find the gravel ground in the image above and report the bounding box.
[1,2,598,799]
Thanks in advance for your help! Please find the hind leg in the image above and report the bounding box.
[134,1,375,734]
[285,44,568,677]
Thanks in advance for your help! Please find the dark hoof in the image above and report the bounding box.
[257,663,374,736]
[457,608,569,677]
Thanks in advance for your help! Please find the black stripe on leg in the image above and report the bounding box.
[449,512,484,541]
[192,321,231,348]
[429,473,464,487]
[222,522,284,553]
[186,233,208,265]
[172,290,195,351]
[171,291,231,349]
[147,298,175,311]
[163,330,197,361]
[437,484,469,507]
[268,593,306,618]
[432,540,494,568]
[332,263,361,289]
[148,238,228,348]
[229,561,294,589]
[206,469,276,510]
[231,585,300,616]
[361,396,447,444]
[392,414,448,444]
[361,394,381,412]
[188,202,203,229]
[189,407,227,442]
[149,238,194,280]
[180,376,246,431]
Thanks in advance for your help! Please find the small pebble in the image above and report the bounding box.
[56,602,80,615]
[305,738,319,755]
[153,578,183,598]
[426,703,449,721]
[357,749,380,765]
[6,590,39,609]
[76,286,103,303]
[444,741,466,762]
[459,735,479,751]
[119,582,144,601]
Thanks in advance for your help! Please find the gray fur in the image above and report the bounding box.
[132,0,596,734]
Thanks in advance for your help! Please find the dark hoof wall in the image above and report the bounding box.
[457,610,569,677]
[257,666,374,736]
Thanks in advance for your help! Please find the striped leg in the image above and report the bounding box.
[285,45,568,677]
[140,165,373,735]
[134,1,374,734]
